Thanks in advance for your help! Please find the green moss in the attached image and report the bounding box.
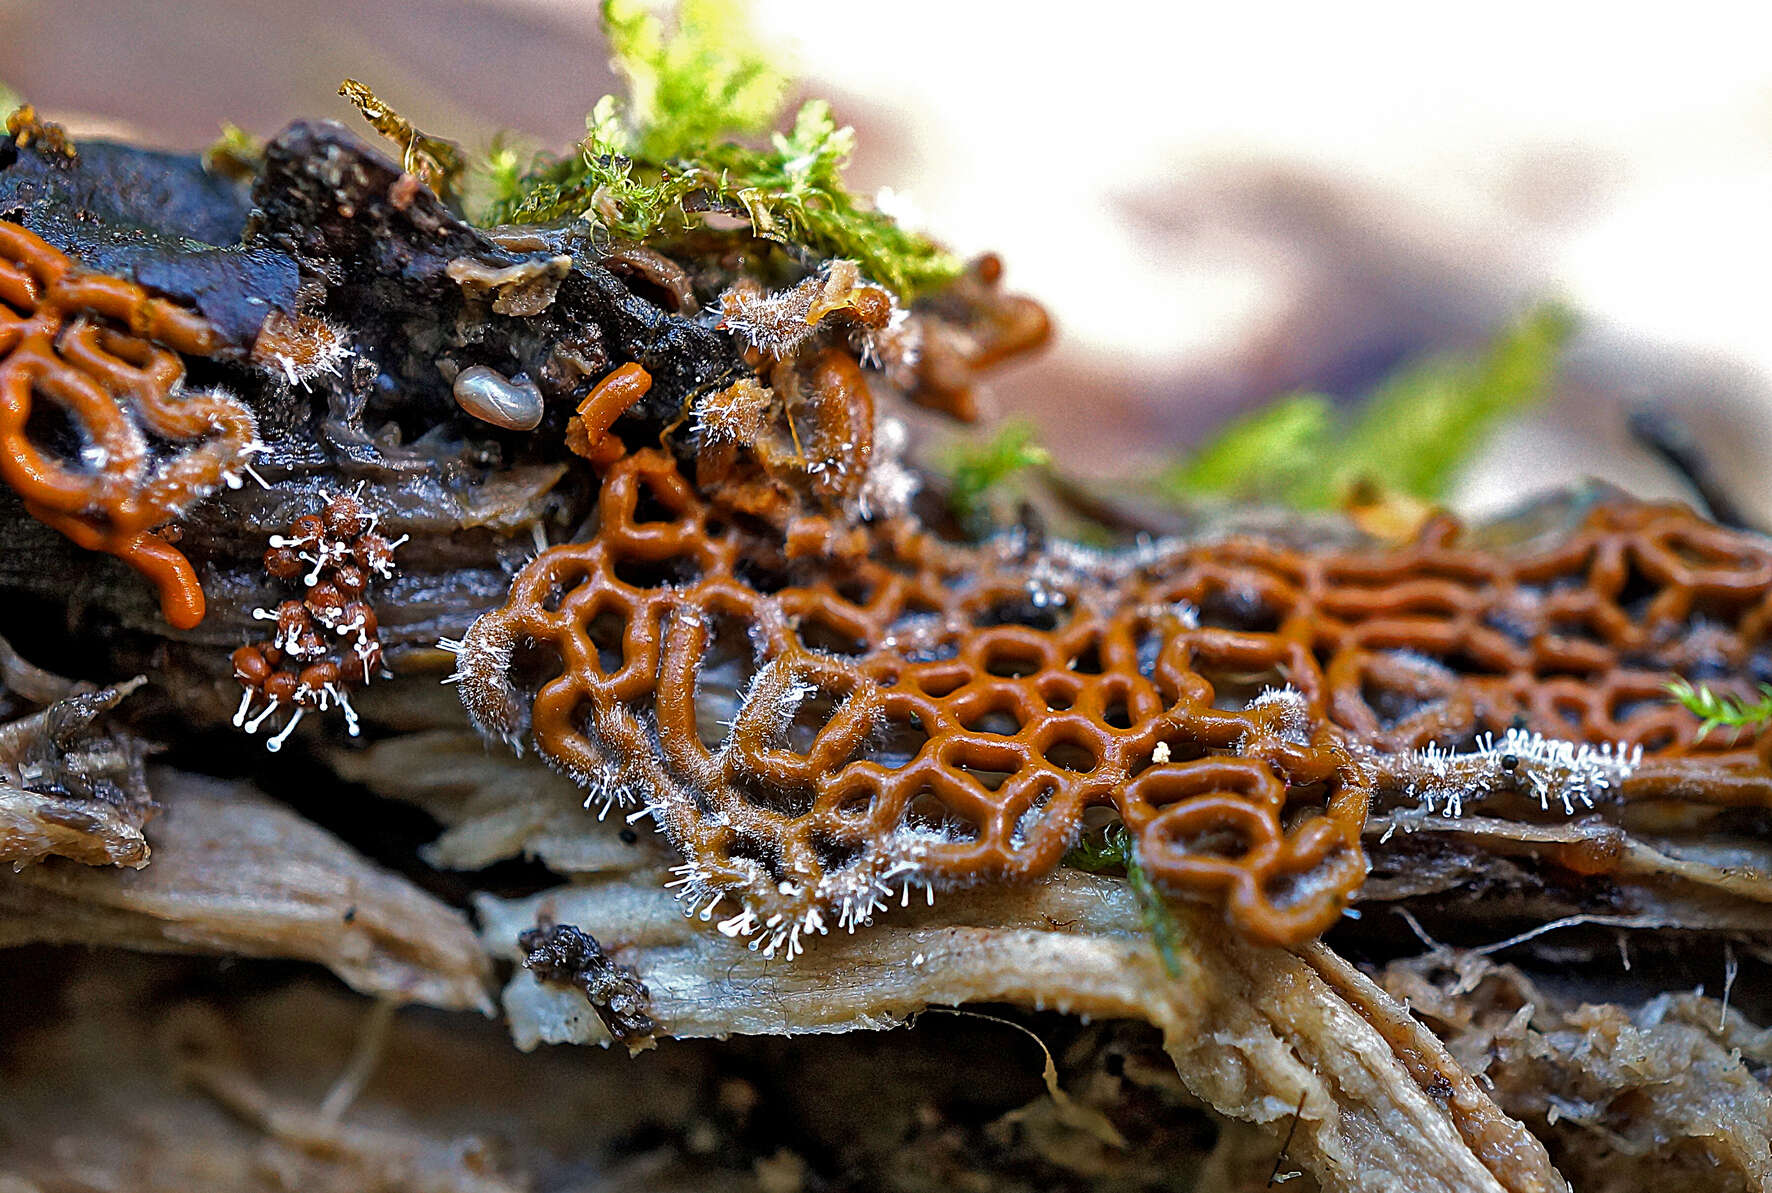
[475,0,964,300]
[470,133,537,218]
[202,122,263,181]
[601,0,787,162]
[1065,825,1184,978]
[1666,678,1772,741]
[1159,302,1575,508]
[1163,392,1334,500]
[943,419,1052,530]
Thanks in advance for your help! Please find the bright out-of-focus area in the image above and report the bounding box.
[3,0,1771,520]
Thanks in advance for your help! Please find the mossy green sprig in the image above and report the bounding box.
[475,0,963,301]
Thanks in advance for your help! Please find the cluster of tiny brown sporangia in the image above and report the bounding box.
[230,488,402,751]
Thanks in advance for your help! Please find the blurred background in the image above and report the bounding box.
[3,0,1771,520]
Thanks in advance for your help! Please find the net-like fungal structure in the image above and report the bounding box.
[453,445,1772,956]
[0,219,259,628]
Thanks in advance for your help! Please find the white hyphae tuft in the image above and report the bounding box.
[440,618,526,751]
[661,829,942,962]
[1392,727,1642,819]
[854,414,919,521]
[1132,598,1200,631]
[718,260,874,359]
[726,658,820,747]
[253,312,354,390]
[718,276,821,358]
[860,305,922,389]
[1246,684,1313,744]
[574,757,639,818]
[693,377,775,447]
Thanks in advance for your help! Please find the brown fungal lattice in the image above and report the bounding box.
[0,219,260,629]
[455,447,1772,956]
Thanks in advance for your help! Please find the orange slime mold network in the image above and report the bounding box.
[453,444,1772,956]
[0,219,259,629]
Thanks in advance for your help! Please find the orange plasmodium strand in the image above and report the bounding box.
[0,219,257,628]
[566,362,652,466]
[454,445,1772,956]
[30,507,209,629]
[907,254,1051,422]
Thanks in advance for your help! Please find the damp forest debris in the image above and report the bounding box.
[0,6,1764,967]
[2,17,1772,1193]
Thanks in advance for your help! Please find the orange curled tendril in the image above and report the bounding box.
[4,105,76,161]
[0,220,258,628]
[454,447,1772,956]
[690,347,879,563]
[907,254,1051,422]
[567,362,653,466]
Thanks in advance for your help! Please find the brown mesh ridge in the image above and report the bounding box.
[454,450,1772,955]
[0,219,259,628]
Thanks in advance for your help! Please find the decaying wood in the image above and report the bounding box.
[1381,946,1772,1191]
[0,767,491,1012]
[0,673,156,868]
[478,866,1562,1192]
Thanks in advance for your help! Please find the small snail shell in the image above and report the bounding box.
[453,365,544,431]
